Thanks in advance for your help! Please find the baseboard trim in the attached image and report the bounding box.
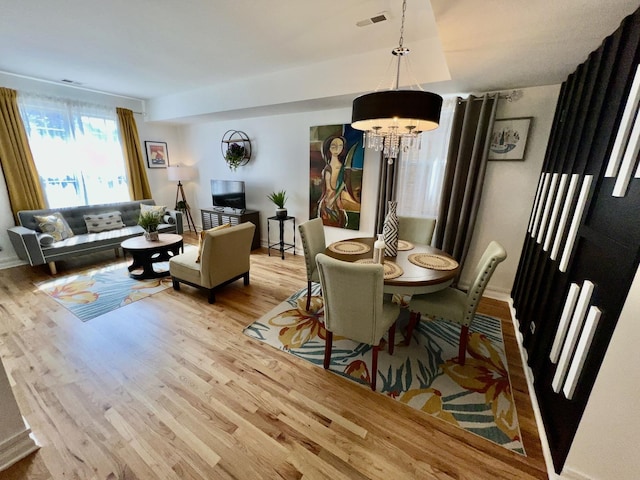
[456,283,512,302]
[482,287,512,302]
[0,255,25,270]
[558,467,594,480]
[0,424,40,472]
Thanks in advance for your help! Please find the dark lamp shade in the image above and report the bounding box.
[351,90,443,133]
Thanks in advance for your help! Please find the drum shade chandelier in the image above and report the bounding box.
[351,0,442,163]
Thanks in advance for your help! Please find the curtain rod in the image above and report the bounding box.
[467,90,523,102]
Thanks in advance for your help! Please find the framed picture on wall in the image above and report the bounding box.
[309,124,365,230]
[145,141,169,168]
[488,117,532,161]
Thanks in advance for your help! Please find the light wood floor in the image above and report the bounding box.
[0,233,548,479]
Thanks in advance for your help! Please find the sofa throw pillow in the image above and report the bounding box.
[195,223,231,263]
[34,212,75,242]
[83,211,126,233]
[140,204,167,217]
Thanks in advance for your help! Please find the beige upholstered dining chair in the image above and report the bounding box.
[298,218,326,311]
[405,241,507,365]
[398,216,437,245]
[169,222,255,303]
[316,253,400,391]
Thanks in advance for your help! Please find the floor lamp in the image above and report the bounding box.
[167,165,197,232]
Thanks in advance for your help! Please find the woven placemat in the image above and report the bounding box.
[328,241,371,255]
[408,253,459,271]
[397,240,415,251]
[355,259,404,279]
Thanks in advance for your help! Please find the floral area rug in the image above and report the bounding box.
[243,285,526,455]
[35,258,174,322]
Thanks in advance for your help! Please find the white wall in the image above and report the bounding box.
[180,108,383,248]
[0,159,17,269]
[459,84,561,297]
[135,119,187,211]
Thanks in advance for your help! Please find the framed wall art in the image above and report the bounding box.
[309,124,364,230]
[145,141,169,168]
[488,117,532,161]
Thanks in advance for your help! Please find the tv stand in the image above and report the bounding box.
[211,206,245,214]
[200,207,260,250]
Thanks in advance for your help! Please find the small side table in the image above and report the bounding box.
[267,216,295,259]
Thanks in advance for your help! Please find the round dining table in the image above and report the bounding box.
[324,237,459,296]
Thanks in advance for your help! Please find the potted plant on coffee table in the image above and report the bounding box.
[138,211,162,241]
[267,190,288,219]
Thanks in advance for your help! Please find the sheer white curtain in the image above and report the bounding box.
[18,93,129,208]
[395,96,456,218]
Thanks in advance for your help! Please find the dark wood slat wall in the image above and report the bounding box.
[526,21,633,376]
[511,82,567,310]
[522,47,605,367]
[511,8,640,473]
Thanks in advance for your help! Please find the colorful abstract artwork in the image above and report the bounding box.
[309,124,364,230]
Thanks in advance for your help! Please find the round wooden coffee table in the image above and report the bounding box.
[121,233,183,280]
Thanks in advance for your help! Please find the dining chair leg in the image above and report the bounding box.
[323,331,333,369]
[404,312,420,346]
[458,325,469,365]
[306,281,312,311]
[371,344,380,391]
[388,322,396,355]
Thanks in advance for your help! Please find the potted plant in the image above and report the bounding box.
[138,211,162,241]
[225,143,246,171]
[267,190,288,219]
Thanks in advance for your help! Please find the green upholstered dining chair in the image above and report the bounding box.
[405,241,507,365]
[398,216,437,245]
[298,218,326,311]
[315,253,400,391]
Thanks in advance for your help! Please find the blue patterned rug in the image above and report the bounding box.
[244,285,526,455]
[35,258,175,322]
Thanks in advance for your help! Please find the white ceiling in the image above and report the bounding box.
[1,0,639,119]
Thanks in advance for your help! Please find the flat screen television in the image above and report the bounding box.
[211,180,246,210]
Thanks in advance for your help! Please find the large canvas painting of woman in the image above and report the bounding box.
[309,124,364,230]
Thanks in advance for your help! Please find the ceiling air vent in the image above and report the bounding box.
[356,11,389,27]
[60,79,83,86]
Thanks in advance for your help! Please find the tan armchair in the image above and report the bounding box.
[169,222,255,303]
[405,241,507,364]
[316,253,400,391]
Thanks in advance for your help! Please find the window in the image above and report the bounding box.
[18,94,130,208]
[395,96,456,219]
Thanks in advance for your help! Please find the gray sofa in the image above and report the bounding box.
[8,199,183,274]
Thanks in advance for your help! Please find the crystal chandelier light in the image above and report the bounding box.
[351,0,443,163]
